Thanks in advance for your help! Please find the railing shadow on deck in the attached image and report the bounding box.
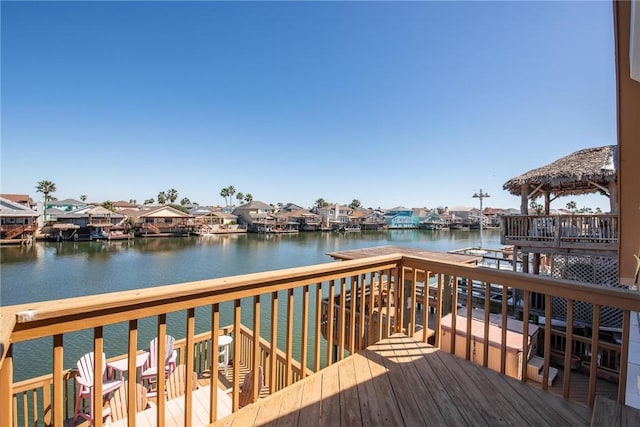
[1,252,639,426]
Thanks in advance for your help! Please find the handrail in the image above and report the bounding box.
[3,252,639,426]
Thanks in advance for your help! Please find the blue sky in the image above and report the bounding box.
[1,1,616,211]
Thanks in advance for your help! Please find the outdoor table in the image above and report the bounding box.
[107,352,150,380]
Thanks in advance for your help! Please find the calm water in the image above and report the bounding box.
[2,230,501,381]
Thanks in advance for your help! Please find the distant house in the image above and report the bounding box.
[448,206,475,223]
[383,206,415,229]
[351,209,387,230]
[130,206,195,236]
[0,194,35,209]
[317,204,354,229]
[113,200,140,211]
[46,198,86,212]
[0,197,39,242]
[42,205,126,240]
[280,203,305,212]
[275,209,321,231]
[232,201,277,232]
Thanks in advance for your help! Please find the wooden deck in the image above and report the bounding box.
[327,245,482,264]
[213,334,592,426]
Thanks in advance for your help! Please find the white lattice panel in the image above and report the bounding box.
[549,254,621,328]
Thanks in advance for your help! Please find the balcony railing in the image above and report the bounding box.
[501,214,618,254]
[1,252,638,426]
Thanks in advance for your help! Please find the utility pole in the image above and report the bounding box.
[472,189,490,248]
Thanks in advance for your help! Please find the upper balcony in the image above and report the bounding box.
[500,214,618,257]
[1,249,638,426]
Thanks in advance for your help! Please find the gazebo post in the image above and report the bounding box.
[608,180,618,214]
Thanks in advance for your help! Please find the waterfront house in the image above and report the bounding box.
[0,194,36,209]
[41,205,127,241]
[316,204,355,229]
[275,208,321,231]
[45,198,86,212]
[129,206,196,237]
[232,201,278,232]
[351,208,387,230]
[112,200,140,211]
[383,206,415,229]
[0,197,39,243]
[1,3,639,425]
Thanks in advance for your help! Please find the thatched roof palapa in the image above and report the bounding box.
[503,145,617,198]
[502,145,618,214]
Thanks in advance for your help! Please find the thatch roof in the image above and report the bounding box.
[502,145,617,197]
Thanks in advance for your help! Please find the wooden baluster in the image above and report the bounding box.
[618,310,630,403]
[435,274,444,348]
[301,287,309,378]
[563,299,574,397]
[327,280,335,366]
[498,285,508,375]
[466,277,473,361]
[368,272,376,346]
[397,267,405,334]
[450,276,457,355]
[338,278,346,361]
[409,269,417,338]
[285,288,294,386]
[314,283,322,372]
[185,308,195,427]
[348,276,356,355]
[421,272,429,343]
[521,290,530,381]
[127,319,138,423]
[588,304,601,407]
[270,291,278,393]
[543,295,552,391]
[51,337,62,427]
[232,300,241,412]
[358,274,366,350]
[93,328,103,427]
[385,269,393,338]
[483,282,491,368]
[252,296,261,402]
[209,304,219,424]
[377,273,384,343]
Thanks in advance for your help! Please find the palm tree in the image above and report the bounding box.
[566,200,577,213]
[102,201,115,211]
[228,186,236,206]
[36,180,57,217]
[80,194,87,202]
[220,187,230,209]
[157,191,167,205]
[244,193,253,203]
[180,197,191,205]
[236,192,244,206]
[167,188,178,204]
[315,198,328,209]
[349,199,361,209]
[144,198,154,205]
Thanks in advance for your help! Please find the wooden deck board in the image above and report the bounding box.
[214,334,593,427]
[327,245,481,264]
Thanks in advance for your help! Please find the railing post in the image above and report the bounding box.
[0,344,13,427]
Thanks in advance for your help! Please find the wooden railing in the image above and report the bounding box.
[1,253,639,426]
[501,214,618,254]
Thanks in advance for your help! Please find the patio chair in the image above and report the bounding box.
[239,366,264,408]
[107,381,152,423]
[165,364,199,400]
[140,335,178,393]
[73,352,124,423]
